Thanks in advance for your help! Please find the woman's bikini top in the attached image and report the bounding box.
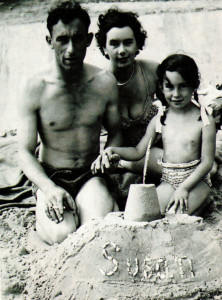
[120,61,158,147]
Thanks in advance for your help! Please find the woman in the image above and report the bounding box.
[95,8,163,209]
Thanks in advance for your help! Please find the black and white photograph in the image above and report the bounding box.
[0,0,222,299]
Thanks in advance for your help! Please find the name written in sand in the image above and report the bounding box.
[99,242,195,282]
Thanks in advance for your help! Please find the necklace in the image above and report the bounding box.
[117,64,135,86]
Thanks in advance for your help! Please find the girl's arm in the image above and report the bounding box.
[179,115,216,191]
[105,116,158,161]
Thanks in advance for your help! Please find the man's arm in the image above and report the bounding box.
[18,79,76,222]
[91,72,122,173]
[18,79,53,191]
[102,72,122,148]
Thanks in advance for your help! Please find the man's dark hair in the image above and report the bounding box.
[96,8,147,58]
[47,1,91,36]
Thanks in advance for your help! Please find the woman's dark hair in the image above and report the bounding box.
[47,1,90,36]
[96,8,147,58]
[157,54,201,103]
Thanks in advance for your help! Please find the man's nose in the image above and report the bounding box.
[67,40,75,54]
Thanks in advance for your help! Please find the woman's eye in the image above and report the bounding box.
[124,40,133,46]
[110,41,119,47]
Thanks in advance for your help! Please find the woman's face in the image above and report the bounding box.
[104,26,138,69]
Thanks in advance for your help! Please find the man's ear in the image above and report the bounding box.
[87,32,93,47]
[46,35,54,49]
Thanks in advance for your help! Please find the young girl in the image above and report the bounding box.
[102,54,216,215]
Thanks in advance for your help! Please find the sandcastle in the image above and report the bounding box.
[124,138,162,222]
[7,212,221,300]
[124,183,162,222]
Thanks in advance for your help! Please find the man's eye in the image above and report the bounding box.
[57,37,69,44]
[180,84,188,89]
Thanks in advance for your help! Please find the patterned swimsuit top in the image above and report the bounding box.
[121,61,158,147]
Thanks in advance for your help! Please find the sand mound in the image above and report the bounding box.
[1,189,222,300]
[2,209,222,300]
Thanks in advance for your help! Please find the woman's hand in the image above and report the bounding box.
[166,186,189,214]
[208,100,222,123]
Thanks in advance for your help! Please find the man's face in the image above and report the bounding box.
[48,18,92,71]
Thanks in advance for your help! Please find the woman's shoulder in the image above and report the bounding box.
[137,59,159,74]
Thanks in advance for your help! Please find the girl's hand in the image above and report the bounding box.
[91,147,120,174]
[101,147,120,172]
[166,187,189,214]
[102,147,114,160]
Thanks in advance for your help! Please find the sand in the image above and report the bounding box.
[1,196,222,300]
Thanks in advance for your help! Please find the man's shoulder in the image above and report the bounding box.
[25,67,51,93]
[22,67,52,109]
[85,63,117,86]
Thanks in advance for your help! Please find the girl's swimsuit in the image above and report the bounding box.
[158,158,212,189]
[155,100,212,189]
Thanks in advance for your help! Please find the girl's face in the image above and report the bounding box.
[162,71,194,109]
[104,26,138,69]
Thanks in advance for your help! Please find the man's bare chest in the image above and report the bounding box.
[39,86,105,130]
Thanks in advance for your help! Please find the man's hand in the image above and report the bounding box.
[44,185,77,223]
[166,187,189,214]
[91,147,120,174]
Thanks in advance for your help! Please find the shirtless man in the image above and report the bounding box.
[18,1,121,245]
